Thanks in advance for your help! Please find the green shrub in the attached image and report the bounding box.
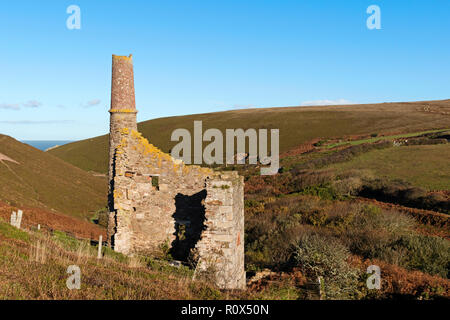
[393,234,450,278]
[144,257,194,277]
[188,284,223,300]
[336,205,449,278]
[245,203,311,270]
[245,225,302,270]
[297,209,328,227]
[158,239,173,260]
[331,177,363,196]
[341,205,414,258]
[244,199,265,215]
[91,207,109,228]
[300,184,340,200]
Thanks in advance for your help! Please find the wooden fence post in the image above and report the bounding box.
[10,211,16,226]
[97,235,103,259]
[16,210,23,229]
[10,210,23,229]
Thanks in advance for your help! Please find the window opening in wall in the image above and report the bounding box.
[152,176,159,190]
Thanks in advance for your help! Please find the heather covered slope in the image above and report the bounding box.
[49,99,450,173]
[0,134,107,220]
[239,131,450,299]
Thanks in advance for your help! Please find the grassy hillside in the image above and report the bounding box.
[0,135,107,220]
[49,99,450,173]
[1,217,448,300]
[0,217,310,300]
[329,144,450,191]
[0,219,230,299]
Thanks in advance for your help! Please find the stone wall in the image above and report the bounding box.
[195,173,246,289]
[107,53,245,290]
[108,129,245,289]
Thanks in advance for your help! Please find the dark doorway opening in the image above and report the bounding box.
[170,190,207,263]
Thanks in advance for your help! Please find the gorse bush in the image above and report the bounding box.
[299,184,341,200]
[349,205,414,235]
[331,176,364,197]
[245,214,309,270]
[330,204,450,278]
[392,234,450,279]
[337,204,413,259]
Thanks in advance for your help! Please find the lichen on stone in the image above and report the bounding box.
[109,109,137,113]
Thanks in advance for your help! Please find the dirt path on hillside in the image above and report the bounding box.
[0,153,19,164]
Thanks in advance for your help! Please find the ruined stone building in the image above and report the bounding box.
[106,54,246,290]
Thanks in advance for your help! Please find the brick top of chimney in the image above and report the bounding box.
[110,54,137,114]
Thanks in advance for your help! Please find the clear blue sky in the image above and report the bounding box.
[1,0,449,140]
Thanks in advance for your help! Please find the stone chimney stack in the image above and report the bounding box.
[108,54,137,210]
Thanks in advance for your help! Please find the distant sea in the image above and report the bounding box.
[21,140,73,151]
